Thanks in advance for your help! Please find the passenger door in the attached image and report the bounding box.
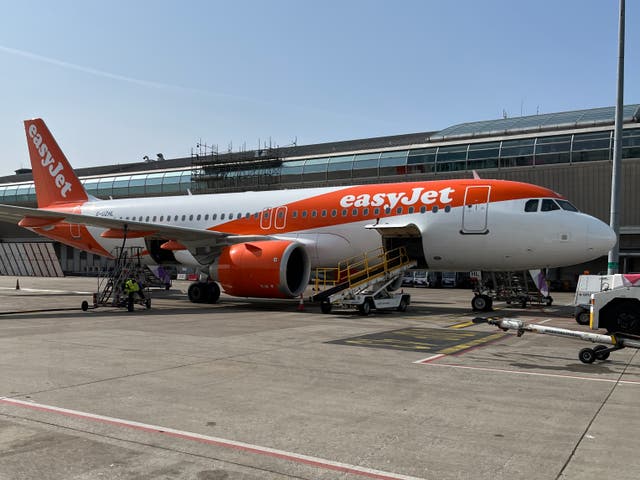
[461,186,490,234]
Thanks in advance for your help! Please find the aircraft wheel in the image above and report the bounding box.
[127,297,134,312]
[578,348,596,364]
[207,282,221,304]
[471,294,491,312]
[593,345,610,361]
[358,299,372,316]
[320,300,332,314]
[188,282,207,303]
[545,296,553,306]
[81,300,89,311]
[575,308,590,325]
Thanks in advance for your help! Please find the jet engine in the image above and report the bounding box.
[210,240,311,298]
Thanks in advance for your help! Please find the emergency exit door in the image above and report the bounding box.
[461,186,490,234]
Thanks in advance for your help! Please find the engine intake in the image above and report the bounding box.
[210,240,310,298]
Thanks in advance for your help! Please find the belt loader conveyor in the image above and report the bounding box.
[474,317,640,364]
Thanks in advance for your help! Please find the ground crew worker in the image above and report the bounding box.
[123,277,144,311]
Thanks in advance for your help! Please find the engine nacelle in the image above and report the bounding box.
[210,240,310,298]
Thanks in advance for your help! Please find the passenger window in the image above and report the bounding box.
[311,210,317,217]
[221,213,225,220]
[204,214,209,221]
[279,210,286,218]
[152,216,157,222]
[196,214,201,221]
[444,205,451,213]
[159,216,164,221]
[420,206,426,214]
[342,209,348,216]
[181,215,186,221]
[432,206,438,213]
[146,216,150,222]
[352,209,358,216]
[292,211,298,218]
[189,215,193,221]
[212,214,217,220]
[396,207,403,214]
[331,209,337,217]
[229,213,234,220]
[302,211,308,218]
[408,206,414,214]
[363,208,369,216]
[541,199,560,211]
[237,212,242,218]
[374,208,380,215]
[525,199,539,212]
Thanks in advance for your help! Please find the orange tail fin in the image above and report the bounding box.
[24,118,88,207]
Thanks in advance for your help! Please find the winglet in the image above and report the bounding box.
[24,118,88,207]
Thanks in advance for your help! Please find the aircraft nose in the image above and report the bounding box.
[586,218,617,255]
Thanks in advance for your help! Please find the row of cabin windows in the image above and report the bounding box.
[117,204,453,222]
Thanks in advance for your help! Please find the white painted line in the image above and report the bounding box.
[0,397,426,480]
[413,354,446,364]
[420,362,640,385]
[538,319,553,324]
[0,287,92,294]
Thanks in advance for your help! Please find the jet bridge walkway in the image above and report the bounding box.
[310,247,416,312]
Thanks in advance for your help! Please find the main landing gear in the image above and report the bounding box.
[188,281,221,304]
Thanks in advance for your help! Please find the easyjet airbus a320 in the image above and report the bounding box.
[0,119,616,304]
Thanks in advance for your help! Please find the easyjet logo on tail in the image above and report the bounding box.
[28,123,72,198]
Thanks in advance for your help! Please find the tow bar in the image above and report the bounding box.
[474,317,640,364]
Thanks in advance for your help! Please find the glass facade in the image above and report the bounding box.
[1,127,638,204]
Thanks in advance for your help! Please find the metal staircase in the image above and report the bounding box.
[311,247,416,305]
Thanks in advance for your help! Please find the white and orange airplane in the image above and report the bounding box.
[0,119,617,304]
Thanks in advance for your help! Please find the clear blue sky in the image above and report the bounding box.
[1,0,638,174]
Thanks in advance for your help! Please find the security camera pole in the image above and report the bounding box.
[608,0,625,275]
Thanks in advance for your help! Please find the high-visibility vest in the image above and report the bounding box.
[124,279,139,294]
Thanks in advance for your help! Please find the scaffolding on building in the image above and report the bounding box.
[191,144,283,194]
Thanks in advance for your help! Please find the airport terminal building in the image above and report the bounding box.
[1,104,639,286]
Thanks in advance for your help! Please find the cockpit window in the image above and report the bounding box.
[556,199,579,212]
[541,199,561,211]
[524,199,539,212]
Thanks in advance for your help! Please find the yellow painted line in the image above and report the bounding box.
[438,332,505,355]
[450,321,475,329]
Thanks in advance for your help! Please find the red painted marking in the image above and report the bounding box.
[0,398,424,480]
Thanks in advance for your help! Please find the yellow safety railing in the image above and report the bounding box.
[313,246,411,293]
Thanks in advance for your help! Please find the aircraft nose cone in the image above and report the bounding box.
[587,219,617,255]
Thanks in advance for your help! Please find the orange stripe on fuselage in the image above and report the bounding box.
[208,179,560,235]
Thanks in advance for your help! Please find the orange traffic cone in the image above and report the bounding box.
[15,279,20,290]
[297,294,304,311]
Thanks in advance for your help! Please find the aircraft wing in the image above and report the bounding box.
[0,203,272,246]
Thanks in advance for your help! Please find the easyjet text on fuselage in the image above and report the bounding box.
[339,186,455,210]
